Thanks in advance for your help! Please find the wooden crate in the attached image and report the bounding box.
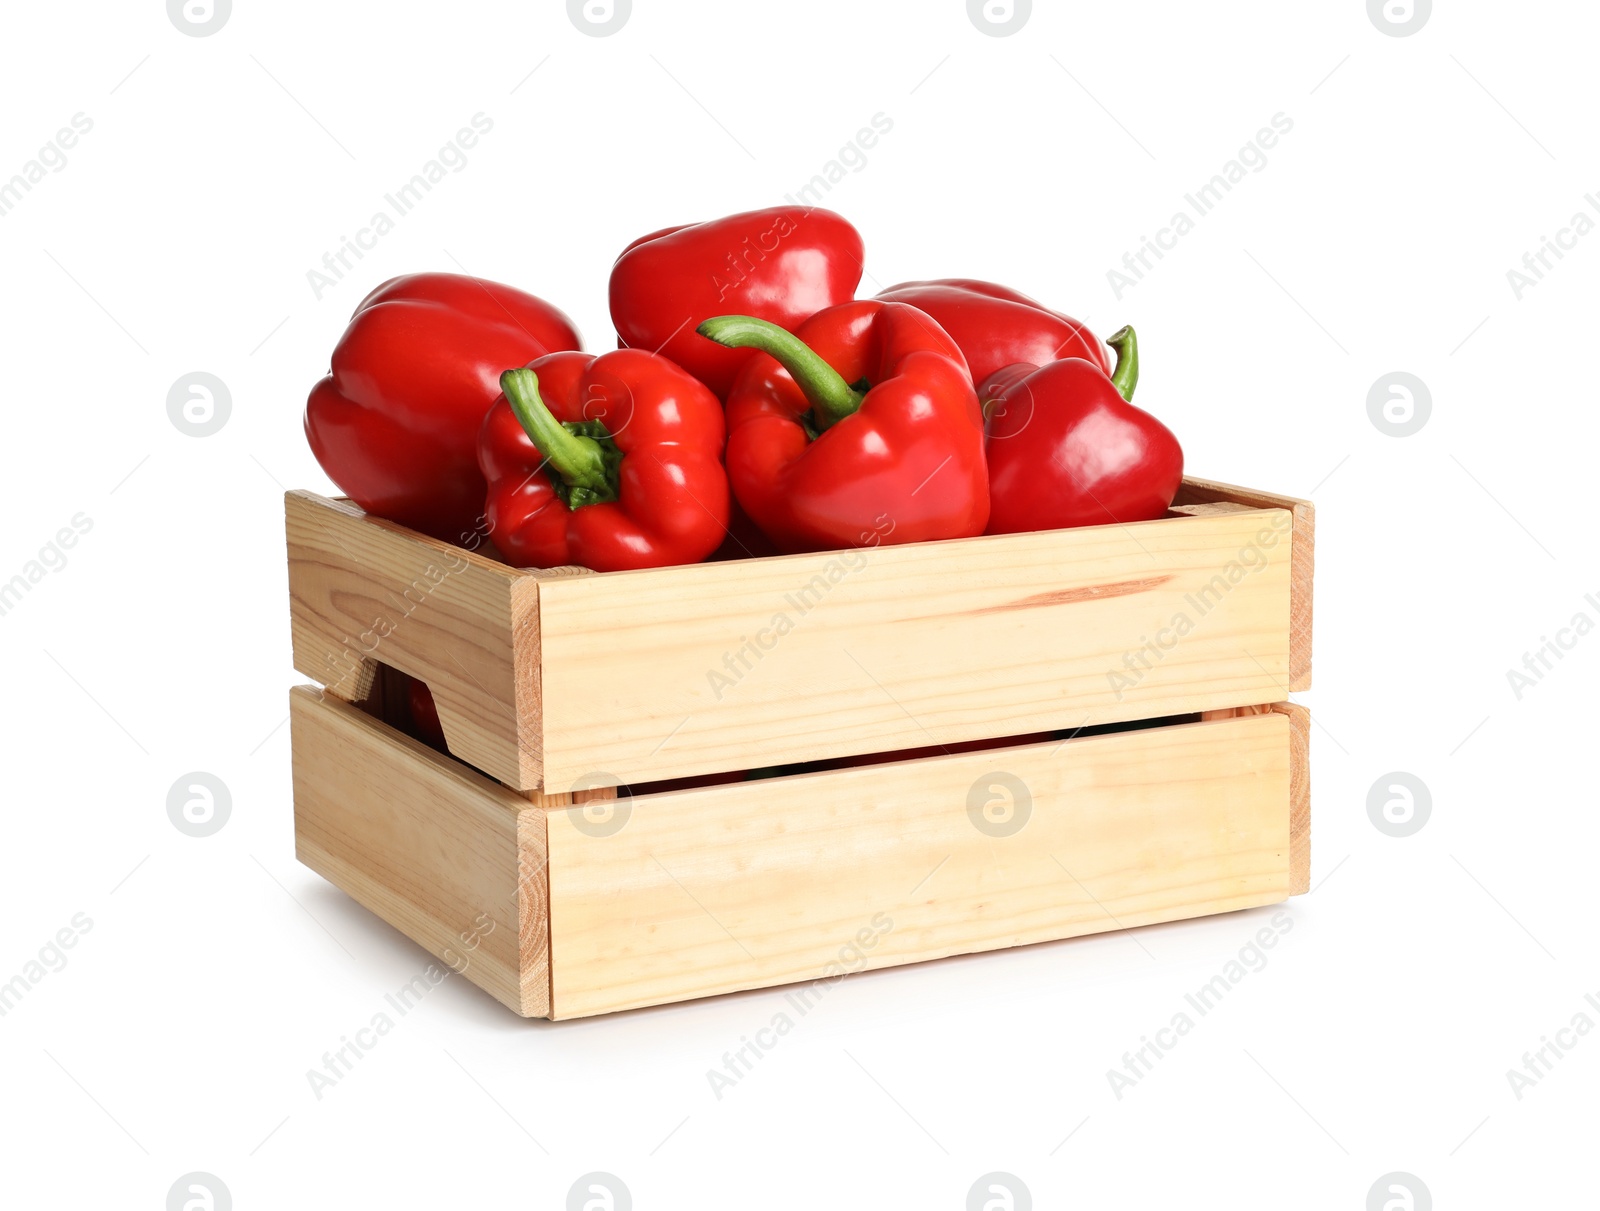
[291,686,1309,1019]
[286,476,1313,1018]
[286,478,1312,793]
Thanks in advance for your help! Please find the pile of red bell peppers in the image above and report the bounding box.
[305,206,1184,572]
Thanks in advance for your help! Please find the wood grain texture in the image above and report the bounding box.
[545,713,1294,1019]
[285,491,543,789]
[516,804,551,1016]
[1174,476,1314,691]
[534,508,1295,788]
[290,686,550,1016]
[1201,701,1309,894]
[1281,703,1311,894]
[1169,502,1257,518]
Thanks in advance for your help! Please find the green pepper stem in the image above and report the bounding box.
[500,369,617,503]
[697,315,865,430]
[1106,326,1138,402]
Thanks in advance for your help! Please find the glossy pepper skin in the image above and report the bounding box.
[610,207,865,398]
[875,278,1108,389]
[305,273,582,543]
[477,349,730,571]
[981,326,1184,535]
[699,300,988,553]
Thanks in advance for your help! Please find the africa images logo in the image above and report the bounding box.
[567,1172,630,1210]
[167,0,231,37]
[568,0,631,36]
[967,0,1031,38]
[1367,0,1430,37]
[967,1172,1031,1210]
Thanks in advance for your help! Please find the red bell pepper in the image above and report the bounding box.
[876,278,1108,389]
[981,326,1184,534]
[477,348,730,571]
[305,273,581,542]
[698,300,988,553]
[408,678,447,750]
[610,206,865,398]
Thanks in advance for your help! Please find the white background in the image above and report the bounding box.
[1,0,1595,1206]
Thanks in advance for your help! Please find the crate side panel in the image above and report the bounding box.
[290,686,544,1016]
[546,713,1292,1018]
[285,491,540,789]
[536,509,1293,788]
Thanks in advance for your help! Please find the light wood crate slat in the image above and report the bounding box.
[545,713,1292,1018]
[288,686,1305,1019]
[1202,701,1310,894]
[290,686,548,1016]
[534,505,1293,790]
